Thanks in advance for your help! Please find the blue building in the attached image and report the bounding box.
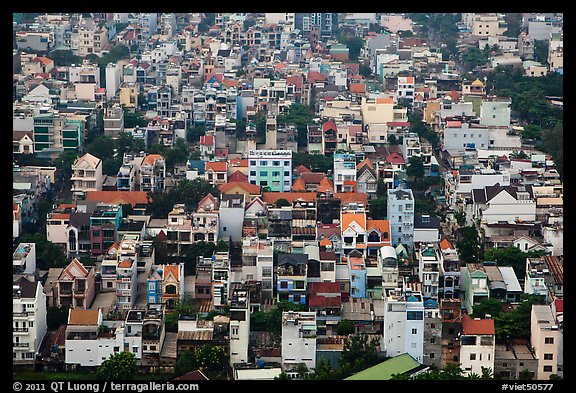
[147,265,163,305]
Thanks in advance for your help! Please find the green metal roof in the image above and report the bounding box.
[344,354,421,380]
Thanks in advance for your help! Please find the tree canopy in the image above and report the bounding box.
[96,351,138,380]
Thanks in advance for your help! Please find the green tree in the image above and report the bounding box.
[292,152,333,173]
[359,64,372,79]
[191,345,228,379]
[461,46,489,70]
[96,351,138,380]
[406,156,425,179]
[296,363,310,379]
[48,49,82,66]
[483,247,548,280]
[174,350,195,376]
[123,110,148,128]
[368,197,387,219]
[456,225,481,264]
[339,334,381,376]
[387,134,398,145]
[335,319,356,336]
[274,198,291,207]
[518,369,534,380]
[313,358,337,380]
[471,298,503,319]
[17,232,67,269]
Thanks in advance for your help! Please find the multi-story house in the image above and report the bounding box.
[115,234,139,310]
[494,340,538,380]
[382,287,425,363]
[140,305,166,368]
[13,277,47,365]
[241,236,274,302]
[229,286,251,366]
[333,153,357,193]
[205,161,228,186]
[199,135,215,161]
[100,242,119,292]
[103,104,124,138]
[379,245,399,292]
[140,154,166,193]
[471,14,507,37]
[347,253,367,299]
[439,239,461,300]
[319,251,337,283]
[459,314,495,377]
[472,184,536,225]
[191,194,220,243]
[281,311,317,375]
[13,242,36,275]
[356,159,378,200]
[277,253,308,304]
[161,264,185,310]
[415,243,441,301]
[387,188,415,252]
[56,258,96,309]
[219,194,245,242]
[397,76,415,105]
[65,308,126,367]
[307,282,342,336]
[341,210,367,256]
[524,256,563,303]
[461,263,490,314]
[248,150,292,192]
[70,152,103,200]
[423,300,442,369]
[440,298,463,368]
[116,152,145,192]
[89,203,122,257]
[291,198,317,252]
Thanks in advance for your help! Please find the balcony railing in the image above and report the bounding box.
[13,327,29,333]
[13,342,29,348]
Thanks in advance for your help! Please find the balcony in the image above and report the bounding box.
[13,311,32,318]
[13,327,29,333]
[13,342,29,349]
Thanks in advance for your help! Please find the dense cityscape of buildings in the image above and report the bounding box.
[12,12,563,381]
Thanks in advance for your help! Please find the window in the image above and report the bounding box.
[273,161,280,166]
[543,366,553,373]
[545,337,554,344]
[250,161,256,166]
[544,354,554,360]
[411,328,417,334]
[280,281,288,289]
[260,171,268,177]
[429,352,435,359]
[430,337,435,344]
[250,171,256,176]
[470,353,476,360]
[260,161,268,166]
[284,171,290,176]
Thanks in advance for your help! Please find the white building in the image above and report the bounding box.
[229,287,250,366]
[333,153,357,193]
[387,188,415,251]
[415,243,441,301]
[219,194,245,242]
[65,308,125,367]
[281,311,317,373]
[472,184,536,225]
[531,305,561,380]
[105,63,121,101]
[382,287,424,363]
[13,243,37,275]
[459,314,495,377]
[479,97,511,127]
[379,246,399,291]
[13,277,47,364]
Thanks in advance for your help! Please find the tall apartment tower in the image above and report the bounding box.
[387,188,415,252]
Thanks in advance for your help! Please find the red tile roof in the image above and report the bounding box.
[218,181,261,195]
[462,314,495,335]
[286,75,303,88]
[309,295,342,308]
[322,120,337,132]
[386,153,405,165]
[205,161,227,172]
[199,135,215,146]
[349,83,366,94]
[227,170,248,183]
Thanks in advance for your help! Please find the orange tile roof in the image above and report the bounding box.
[349,83,366,94]
[341,212,366,231]
[229,158,248,167]
[205,161,227,172]
[219,181,261,195]
[335,193,368,206]
[200,135,215,145]
[142,154,164,166]
[292,177,306,192]
[164,265,179,280]
[462,314,495,335]
[227,170,248,183]
[261,192,316,204]
[367,219,390,234]
[295,165,311,174]
[86,191,149,206]
[440,238,454,250]
[68,309,99,325]
[319,237,332,247]
[319,177,334,191]
[118,259,133,268]
[356,158,374,170]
